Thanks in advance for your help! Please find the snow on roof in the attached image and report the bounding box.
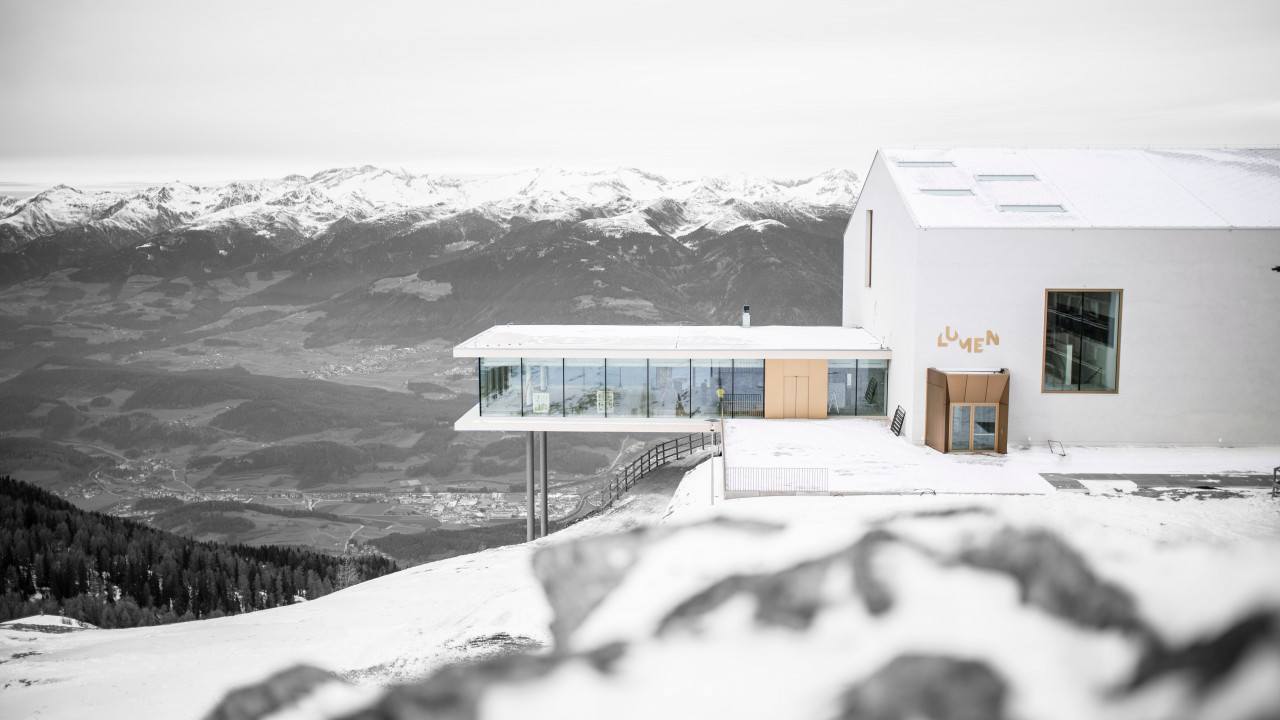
[454,324,890,359]
[879,147,1280,229]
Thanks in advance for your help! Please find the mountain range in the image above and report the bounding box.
[0,167,857,345]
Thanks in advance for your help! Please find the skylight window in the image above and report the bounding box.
[919,189,973,196]
[976,174,1038,181]
[999,204,1066,213]
[897,161,954,168]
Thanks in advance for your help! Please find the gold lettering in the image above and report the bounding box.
[973,338,984,353]
[986,330,999,346]
[946,326,959,342]
[937,332,947,347]
[958,337,972,352]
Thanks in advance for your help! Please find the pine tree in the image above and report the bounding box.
[335,552,360,590]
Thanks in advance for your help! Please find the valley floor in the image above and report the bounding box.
[1,449,1277,720]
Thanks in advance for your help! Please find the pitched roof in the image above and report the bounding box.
[878,147,1280,229]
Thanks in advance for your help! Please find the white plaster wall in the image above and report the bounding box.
[843,153,923,438]
[909,227,1280,445]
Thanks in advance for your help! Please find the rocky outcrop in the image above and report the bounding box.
[204,509,1280,720]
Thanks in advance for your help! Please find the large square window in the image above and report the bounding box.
[1043,290,1121,392]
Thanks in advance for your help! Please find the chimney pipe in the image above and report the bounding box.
[741,305,751,328]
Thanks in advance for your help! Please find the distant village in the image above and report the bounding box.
[64,458,586,527]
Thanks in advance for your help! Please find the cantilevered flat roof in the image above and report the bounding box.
[453,403,722,433]
[453,324,890,360]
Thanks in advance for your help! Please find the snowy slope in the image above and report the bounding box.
[2,447,1278,720]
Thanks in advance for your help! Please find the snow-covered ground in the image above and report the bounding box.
[2,447,1277,720]
[725,418,1279,495]
[0,455,708,720]
[0,615,98,632]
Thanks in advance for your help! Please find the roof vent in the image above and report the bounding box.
[742,305,751,328]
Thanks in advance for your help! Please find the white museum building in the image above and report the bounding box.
[844,147,1280,450]
[454,147,1280,452]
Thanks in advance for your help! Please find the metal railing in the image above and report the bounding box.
[723,393,763,417]
[602,432,717,507]
[725,467,830,494]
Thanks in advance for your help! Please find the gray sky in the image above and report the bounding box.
[1,0,1277,189]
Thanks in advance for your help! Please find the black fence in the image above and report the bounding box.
[603,432,717,507]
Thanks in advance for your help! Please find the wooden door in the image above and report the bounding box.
[795,377,809,417]
[784,377,798,418]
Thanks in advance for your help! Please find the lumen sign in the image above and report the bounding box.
[937,327,1000,353]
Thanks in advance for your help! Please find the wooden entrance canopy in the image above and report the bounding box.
[925,369,1010,454]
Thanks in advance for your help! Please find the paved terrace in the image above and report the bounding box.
[722,418,1280,496]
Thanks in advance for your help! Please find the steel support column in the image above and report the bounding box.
[539,431,549,537]
[525,431,535,542]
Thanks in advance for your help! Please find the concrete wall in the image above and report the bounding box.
[910,227,1279,445]
[843,153,924,439]
[844,176,1280,445]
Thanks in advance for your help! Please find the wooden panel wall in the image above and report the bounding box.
[987,374,1011,453]
[925,368,948,453]
[808,359,828,419]
[764,359,784,418]
[764,359,829,419]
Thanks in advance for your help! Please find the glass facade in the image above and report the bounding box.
[563,358,606,416]
[478,357,887,419]
[690,359,732,418]
[479,357,522,417]
[1044,290,1121,392]
[648,359,691,417]
[826,359,889,416]
[730,360,765,417]
[522,358,563,417]
[606,359,648,417]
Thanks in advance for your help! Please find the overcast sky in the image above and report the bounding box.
[1,0,1277,190]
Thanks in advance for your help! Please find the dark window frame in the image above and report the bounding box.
[1041,289,1123,394]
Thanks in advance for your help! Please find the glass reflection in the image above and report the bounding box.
[606,359,648,417]
[648,359,691,417]
[564,358,606,417]
[479,357,522,416]
[1044,290,1120,392]
[827,360,858,416]
[690,359,731,418]
[731,360,764,417]
[856,359,888,416]
[522,359,563,416]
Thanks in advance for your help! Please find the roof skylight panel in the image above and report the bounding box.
[976,174,1038,181]
[897,161,955,168]
[999,204,1066,212]
[919,189,974,196]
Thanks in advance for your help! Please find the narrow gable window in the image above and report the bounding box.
[865,209,874,288]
